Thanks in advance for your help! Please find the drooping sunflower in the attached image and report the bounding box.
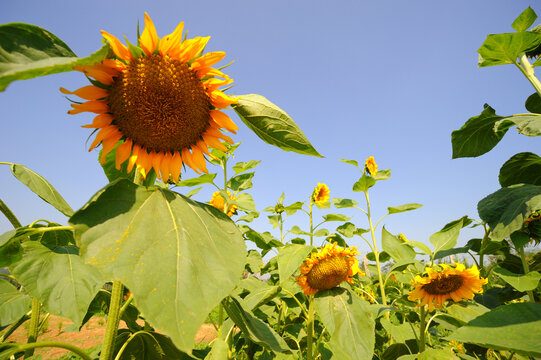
[365,156,378,176]
[62,13,238,183]
[296,243,362,295]
[311,183,330,205]
[407,263,488,312]
[210,191,237,217]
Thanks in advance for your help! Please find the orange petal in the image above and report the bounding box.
[160,21,184,57]
[82,114,114,129]
[89,125,119,151]
[190,51,226,71]
[68,101,109,115]
[202,133,227,151]
[195,140,211,156]
[101,30,134,62]
[170,151,183,183]
[181,148,200,174]
[136,148,151,179]
[149,150,162,174]
[100,130,122,163]
[60,85,109,100]
[127,144,141,173]
[115,139,133,170]
[140,13,159,56]
[210,110,238,133]
[191,146,208,173]
[203,78,233,91]
[102,59,126,71]
[206,127,234,144]
[178,36,210,62]
[73,65,114,85]
[160,152,172,182]
[196,66,228,79]
[209,90,238,109]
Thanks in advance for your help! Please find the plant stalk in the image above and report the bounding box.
[0,312,30,342]
[419,305,426,353]
[518,246,536,302]
[4,342,93,360]
[23,298,41,358]
[100,281,124,360]
[0,197,22,228]
[306,296,315,360]
[309,203,314,247]
[364,191,387,307]
[517,53,541,98]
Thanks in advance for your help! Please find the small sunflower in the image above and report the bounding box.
[296,243,361,295]
[365,156,377,176]
[311,183,330,205]
[525,210,541,245]
[210,191,237,217]
[62,13,238,183]
[407,263,488,312]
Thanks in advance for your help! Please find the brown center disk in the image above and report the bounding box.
[421,274,464,295]
[108,54,211,153]
[306,256,349,291]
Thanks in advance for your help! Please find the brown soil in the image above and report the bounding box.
[2,315,217,359]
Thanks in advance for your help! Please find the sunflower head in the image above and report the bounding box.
[62,13,238,183]
[295,243,361,295]
[365,156,378,176]
[407,263,488,312]
[210,191,237,217]
[311,183,330,206]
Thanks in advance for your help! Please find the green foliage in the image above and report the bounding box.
[499,152,541,186]
[387,203,423,215]
[478,32,541,67]
[429,219,463,256]
[492,266,541,292]
[0,23,109,91]
[233,94,321,157]
[0,279,31,327]
[276,244,313,285]
[381,227,416,262]
[511,7,537,32]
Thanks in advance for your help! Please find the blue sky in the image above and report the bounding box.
[1,0,540,255]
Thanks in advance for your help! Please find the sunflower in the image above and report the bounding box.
[311,183,330,205]
[296,243,361,295]
[62,13,238,183]
[407,263,488,312]
[210,191,237,217]
[365,156,377,176]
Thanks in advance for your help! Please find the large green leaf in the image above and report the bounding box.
[69,179,246,353]
[222,296,291,354]
[446,303,541,357]
[499,152,541,186]
[477,32,541,67]
[429,219,463,255]
[451,105,510,158]
[478,184,541,241]
[9,163,73,217]
[314,288,375,360]
[276,244,313,285]
[511,7,537,32]
[0,23,109,91]
[398,349,459,360]
[0,279,31,327]
[232,94,321,157]
[493,267,541,292]
[9,241,104,327]
[381,227,416,262]
[525,93,541,113]
[380,318,416,343]
[495,113,541,136]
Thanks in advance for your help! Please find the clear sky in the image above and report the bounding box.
[1,0,540,255]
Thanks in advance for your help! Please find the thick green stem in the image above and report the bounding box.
[306,296,315,360]
[100,281,124,360]
[24,298,41,358]
[4,342,93,360]
[279,213,284,244]
[309,203,314,247]
[517,53,541,98]
[518,246,536,303]
[419,306,426,353]
[364,191,387,307]
[0,197,22,228]
[0,312,30,342]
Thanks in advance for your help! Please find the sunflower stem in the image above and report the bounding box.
[306,296,315,360]
[419,305,427,353]
[100,281,124,360]
[518,246,536,303]
[0,312,30,342]
[0,197,22,228]
[24,298,41,359]
[309,202,314,247]
[517,53,541,98]
[4,341,93,360]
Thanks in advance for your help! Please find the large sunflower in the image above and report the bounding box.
[296,243,361,295]
[62,13,238,183]
[407,263,488,312]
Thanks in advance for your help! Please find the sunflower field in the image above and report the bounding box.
[1,5,541,360]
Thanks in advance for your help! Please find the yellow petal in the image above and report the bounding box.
[170,151,183,183]
[196,66,228,79]
[178,36,210,62]
[209,90,238,109]
[115,139,133,170]
[101,30,134,62]
[190,51,226,71]
[60,85,109,100]
[160,21,184,56]
[127,144,141,173]
[140,13,159,56]
[210,110,238,133]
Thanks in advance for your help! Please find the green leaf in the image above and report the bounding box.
[477,32,541,67]
[284,201,304,216]
[0,23,109,91]
[9,241,104,327]
[499,152,541,186]
[340,159,359,167]
[408,240,432,256]
[446,302,490,324]
[0,229,23,267]
[477,184,541,241]
[510,231,531,249]
[268,214,280,228]
[381,227,416,262]
[233,94,321,157]
[387,203,423,214]
[290,225,310,236]
[429,219,463,255]
[245,250,263,274]
[493,267,541,292]
[69,179,246,353]
[204,338,229,360]
[374,169,391,181]
[177,173,217,187]
[242,283,282,311]
[380,318,416,343]
[353,175,376,192]
[366,251,391,263]
[336,222,356,238]
[451,105,510,158]
[277,244,313,284]
[232,160,261,174]
[9,164,73,217]
[222,296,291,353]
[322,213,352,222]
[398,349,459,360]
[314,288,375,360]
[333,198,358,209]
[525,93,541,113]
[495,113,541,136]
[433,246,471,260]
[228,172,254,192]
[0,279,31,327]
[99,141,156,187]
[313,229,329,237]
[446,303,541,357]
[235,192,256,212]
[511,7,537,32]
